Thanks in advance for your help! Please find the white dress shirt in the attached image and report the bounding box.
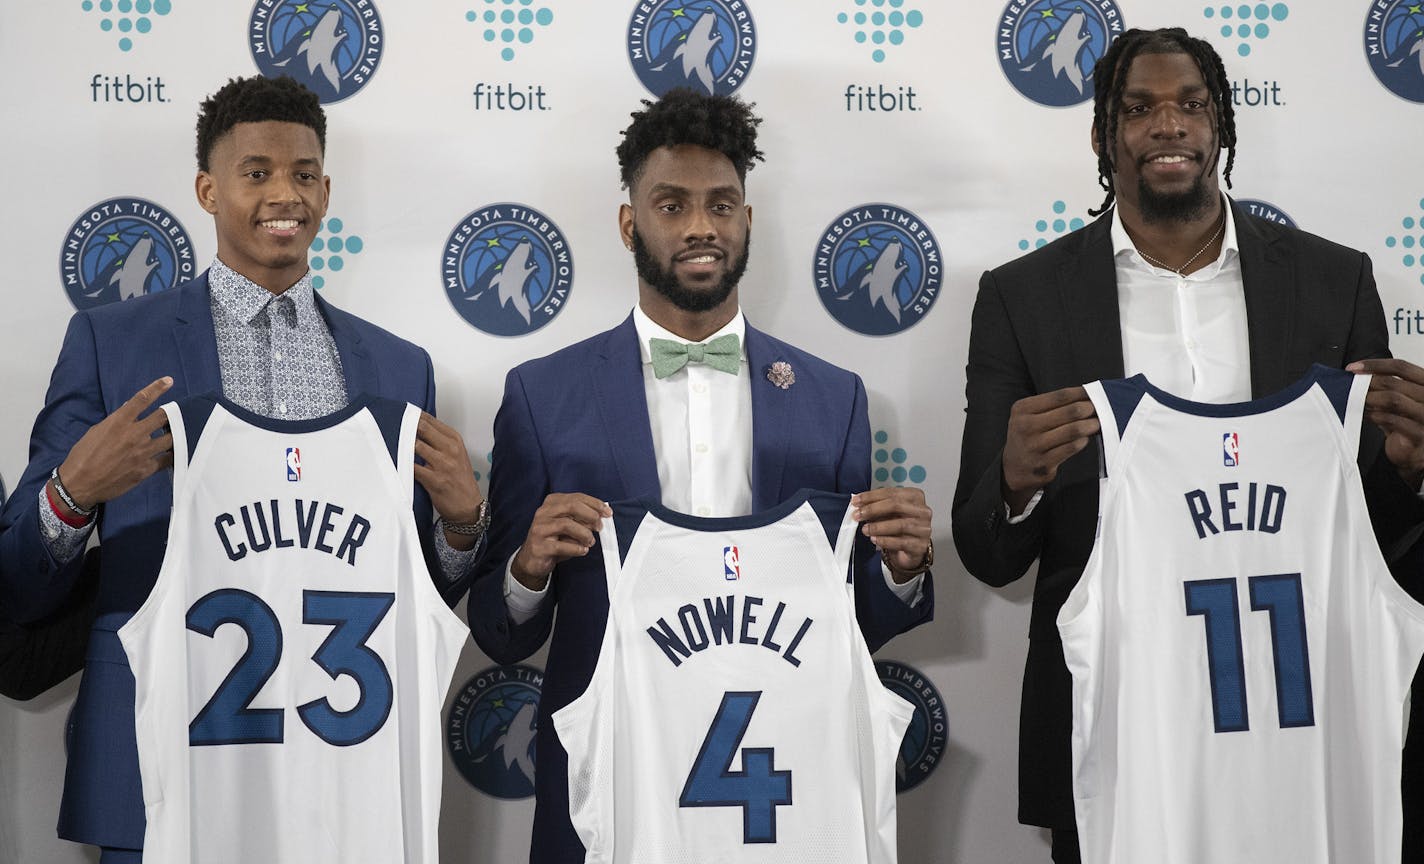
[1010,200,1250,523]
[506,305,922,619]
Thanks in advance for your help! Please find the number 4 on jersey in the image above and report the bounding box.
[680,691,793,843]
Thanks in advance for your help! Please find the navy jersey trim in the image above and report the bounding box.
[610,502,650,566]
[1132,365,1329,419]
[362,397,409,466]
[177,393,222,464]
[1312,365,1353,424]
[1099,378,1147,439]
[213,393,374,435]
[645,490,816,534]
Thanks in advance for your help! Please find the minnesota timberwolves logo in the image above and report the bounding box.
[447,664,542,799]
[249,0,384,104]
[814,203,942,336]
[997,0,1125,107]
[1365,0,1424,102]
[58,197,195,311]
[1237,198,1298,229]
[626,0,757,97]
[877,660,946,793]
[442,203,574,337]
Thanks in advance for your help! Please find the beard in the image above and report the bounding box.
[631,227,749,313]
[1135,160,1216,224]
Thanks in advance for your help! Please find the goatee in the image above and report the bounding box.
[631,228,749,314]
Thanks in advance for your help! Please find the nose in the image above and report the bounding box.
[1150,104,1188,138]
[267,171,302,204]
[683,205,717,244]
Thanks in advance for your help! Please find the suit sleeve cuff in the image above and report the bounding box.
[882,564,925,608]
[1005,489,1044,524]
[38,488,91,566]
[504,547,549,625]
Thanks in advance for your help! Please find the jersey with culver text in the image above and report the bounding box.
[118,395,467,863]
[553,491,913,863]
[1059,366,1424,864]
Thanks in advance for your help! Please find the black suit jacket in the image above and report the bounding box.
[951,203,1424,829]
[0,548,98,701]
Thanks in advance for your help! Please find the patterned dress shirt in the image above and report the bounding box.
[41,260,476,581]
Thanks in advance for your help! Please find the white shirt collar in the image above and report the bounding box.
[632,304,748,365]
[1110,196,1240,277]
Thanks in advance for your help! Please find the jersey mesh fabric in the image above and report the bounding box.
[555,492,913,863]
[118,397,468,863]
[1059,368,1424,864]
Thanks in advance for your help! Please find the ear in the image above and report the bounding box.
[745,205,753,230]
[319,174,331,219]
[1090,122,1100,158]
[618,202,634,251]
[195,172,218,215]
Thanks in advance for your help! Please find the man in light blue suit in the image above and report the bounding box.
[0,76,485,862]
[468,88,936,864]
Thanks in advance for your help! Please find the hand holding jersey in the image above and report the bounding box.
[1000,386,1100,515]
[1350,358,1424,488]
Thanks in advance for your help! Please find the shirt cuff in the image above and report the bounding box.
[1005,489,1044,525]
[504,548,550,625]
[434,524,482,584]
[37,487,92,566]
[882,563,924,608]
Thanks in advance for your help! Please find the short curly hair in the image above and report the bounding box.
[616,88,764,190]
[196,76,327,172]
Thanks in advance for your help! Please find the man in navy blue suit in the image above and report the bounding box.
[468,88,937,863]
[0,75,486,862]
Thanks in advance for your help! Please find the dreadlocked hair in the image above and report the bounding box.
[617,87,765,190]
[196,75,326,172]
[1088,27,1236,216]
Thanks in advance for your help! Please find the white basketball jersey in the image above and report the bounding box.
[553,491,913,864]
[118,395,468,864]
[1060,366,1424,864]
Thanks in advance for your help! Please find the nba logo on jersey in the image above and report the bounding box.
[286,447,302,481]
[1222,432,1240,467]
[722,545,741,581]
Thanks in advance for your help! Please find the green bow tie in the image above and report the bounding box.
[649,333,741,379]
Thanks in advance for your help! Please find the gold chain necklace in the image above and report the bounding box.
[1136,216,1226,275]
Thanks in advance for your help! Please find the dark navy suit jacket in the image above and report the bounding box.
[0,273,461,849]
[468,314,935,864]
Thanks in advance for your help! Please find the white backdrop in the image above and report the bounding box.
[2,1,1423,862]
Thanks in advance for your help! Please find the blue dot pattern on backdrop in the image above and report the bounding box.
[1386,201,1424,289]
[871,431,927,488]
[1021,201,1086,253]
[310,218,364,291]
[470,3,553,59]
[84,0,166,50]
[838,3,922,62]
[1207,2,1287,56]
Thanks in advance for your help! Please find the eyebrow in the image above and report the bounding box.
[1122,84,1210,101]
[235,155,322,168]
[646,182,743,198]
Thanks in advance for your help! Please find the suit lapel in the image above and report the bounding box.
[172,274,223,397]
[1235,203,1294,396]
[1062,215,1126,384]
[316,295,378,400]
[745,324,792,512]
[591,316,660,501]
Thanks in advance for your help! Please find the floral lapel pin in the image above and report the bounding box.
[765,361,795,390]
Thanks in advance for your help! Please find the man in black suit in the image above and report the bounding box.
[952,27,1424,863]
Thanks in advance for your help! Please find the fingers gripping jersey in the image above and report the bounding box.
[553,491,913,864]
[1059,366,1424,864]
[118,396,468,863]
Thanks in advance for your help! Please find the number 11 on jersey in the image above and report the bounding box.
[1185,573,1315,733]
